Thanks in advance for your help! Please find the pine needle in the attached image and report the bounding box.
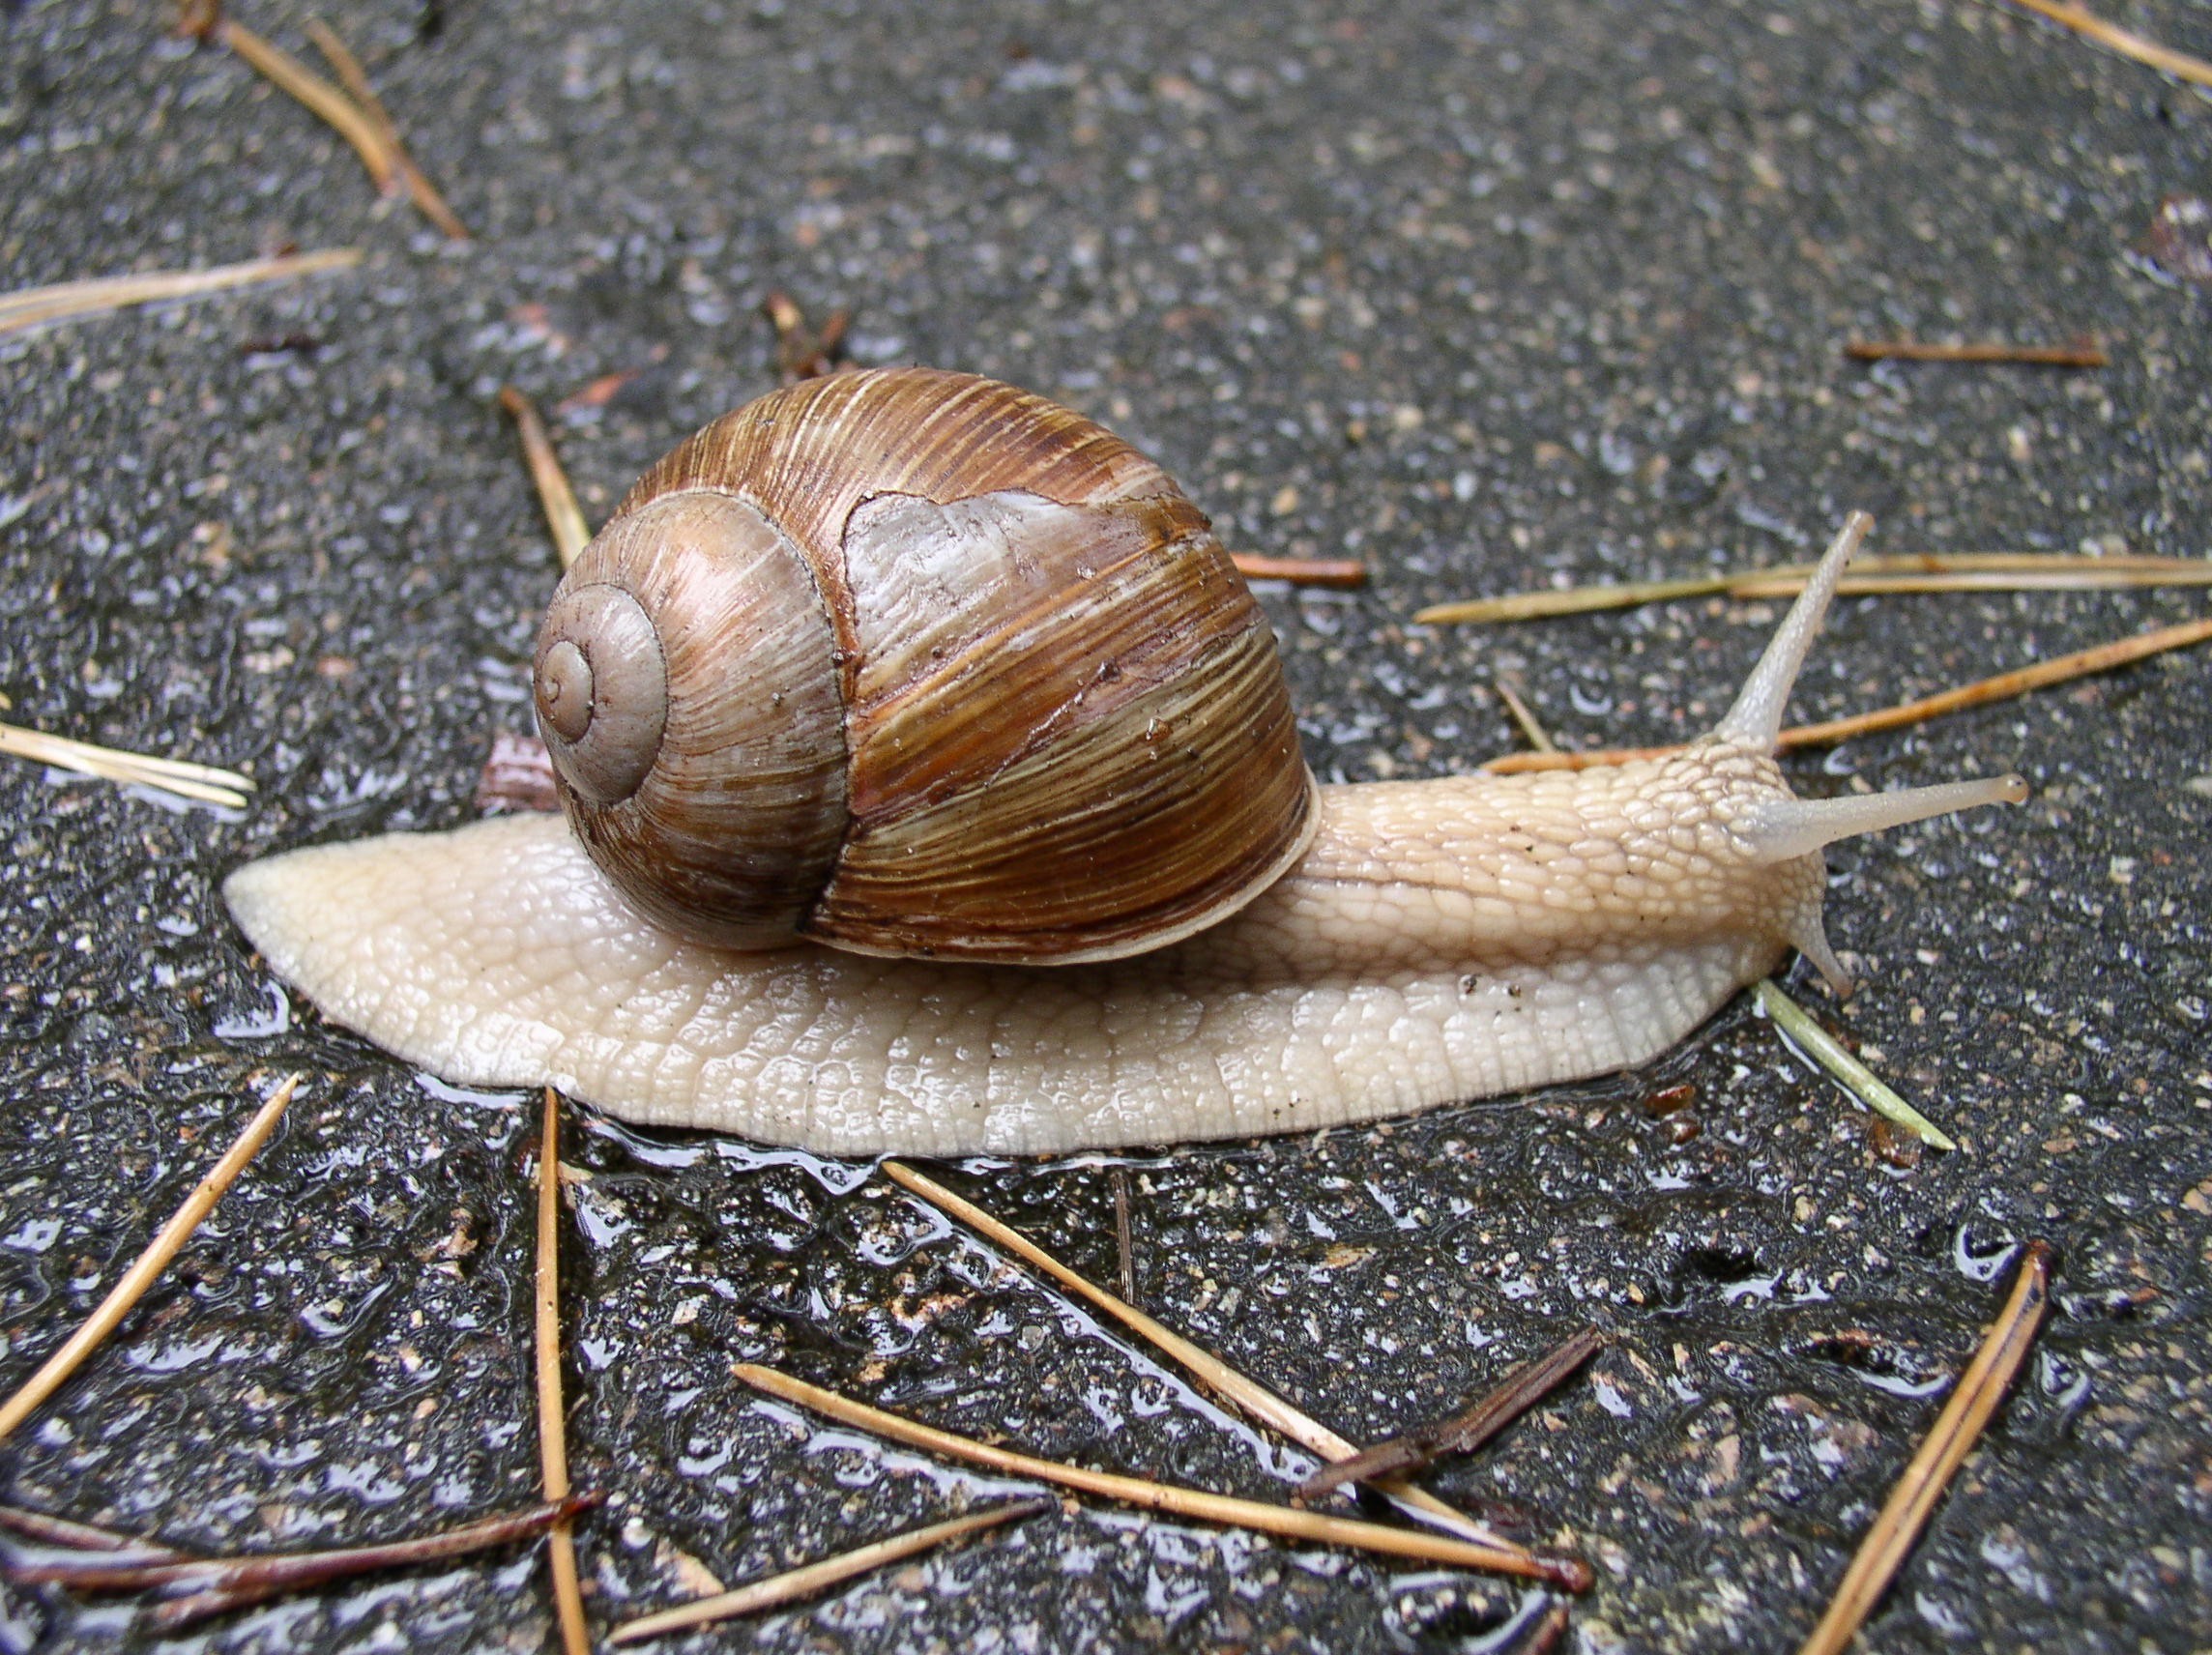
[217,17,467,238]
[1844,338,2107,366]
[1796,1242,2053,1655]
[302,19,470,240]
[0,1506,189,1557]
[1756,980,1958,1151]
[1111,1168,1138,1300]
[500,386,593,567]
[218,19,397,193]
[0,249,361,339]
[1422,573,1744,624]
[879,1162,1522,1552]
[1997,0,2212,90]
[607,1500,1051,1644]
[3,1494,599,1632]
[1480,614,2212,774]
[1416,553,2212,625]
[0,1075,298,1443]
[0,721,255,809]
[536,1089,589,1655]
[1492,679,1557,751]
[732,1364,1592,1590]
[1775,614,2212,749]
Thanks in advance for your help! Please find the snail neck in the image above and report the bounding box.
[1174,745,1825,991]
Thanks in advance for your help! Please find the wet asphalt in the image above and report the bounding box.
[0,1,2208,1650]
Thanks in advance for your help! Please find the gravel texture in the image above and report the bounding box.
[1,1,2208,1650]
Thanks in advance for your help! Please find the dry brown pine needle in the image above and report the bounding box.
[1844,337,2106,366]
[302,19,470,240]
[734,1362,1592,1591]
[608,1500,1052,1643]
[1229,552,1370,588]
[0,1075,299,1444]
[0,250,360,340]
[1480,614,2212,773]
[0,1505,189,1559]
[1416,552,2212,626]
[536,1089,589,1655]
[2,1494,600,1632]
[212,15,468,238]
[879,1161,1521,1552]
[1796,1242,2053,1655]
[499,386,592,567]
[1999,0,2212,90]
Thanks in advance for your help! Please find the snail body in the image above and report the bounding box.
[225,371,2023,1155]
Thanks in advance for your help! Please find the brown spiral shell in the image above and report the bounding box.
[531,367,1318,964]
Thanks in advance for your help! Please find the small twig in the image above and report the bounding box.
[0,249,361,340]
[1756,981,1958,1151]
[1416,553,2212,626]
[1796,1242,2053,1655]
[1996,0,2212,90]
[733,1365,1591,1590]
[1844,338,2107,367]
[217,20,398,194]
[499,386,593,567]
[878,1163,1523,1553]
[607,1499,1051,1644]
[1480,615,2212,774]
[0,1506,190,1559]
[303,19,470,241]
[0,720,255,809]
[1296,1328,1602,1500]
[537,1089,589,1655]
[1229,552,1370,589]
[1110,1168,1137,1302]
[760,291,853,381]
[0,1076,298,1443]
[3,1495,601,1631]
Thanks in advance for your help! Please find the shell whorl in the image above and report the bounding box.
[533,489,850,949]
[534,367,1318,963]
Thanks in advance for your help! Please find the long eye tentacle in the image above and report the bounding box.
[1710,510,1872,750]
[1736,773,2030,865]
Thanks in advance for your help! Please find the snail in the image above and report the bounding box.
[225,367,2025,1156]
